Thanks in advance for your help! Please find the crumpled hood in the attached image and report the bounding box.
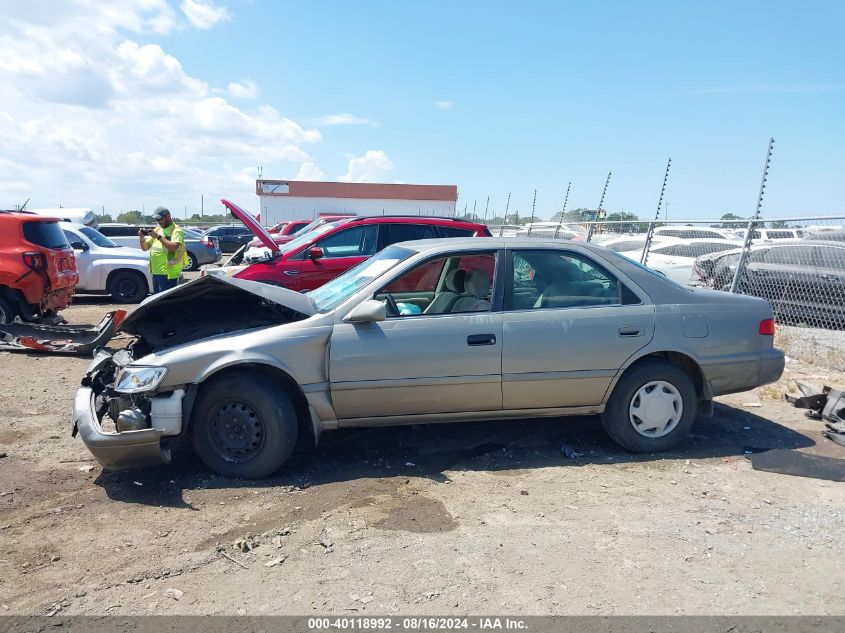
[118,276,317,353]
[123,275,316,332]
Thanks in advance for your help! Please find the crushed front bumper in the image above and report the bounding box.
[73,386,170,470]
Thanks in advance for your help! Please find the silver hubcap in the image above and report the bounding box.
[629,381,683,438]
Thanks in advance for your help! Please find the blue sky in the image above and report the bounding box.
[1,0,843,219]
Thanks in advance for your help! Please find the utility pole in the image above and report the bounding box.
[730,138,775,293]
[201,195,204,221]
[641,157,672,265]
[529,189,537,225]
[504,192,511,223]
[472,199,477,222]
[585,171,611,242]
[484,196,490,222]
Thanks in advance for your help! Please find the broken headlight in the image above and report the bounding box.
[114,366,168,394]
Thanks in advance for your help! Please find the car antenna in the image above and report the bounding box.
[641,158,672,265]
[586,171,611,242]
[17,197,30,211]
[554,182,571,238]
[730,137,775,293]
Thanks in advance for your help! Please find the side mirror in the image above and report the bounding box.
[70,241,88,251]
[345,299,386,323]
[308,246,324,260]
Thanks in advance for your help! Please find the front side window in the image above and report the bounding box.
[80,227,119,248]
[375,252,497,316]
[316,225,379,258]
[510,250,632,310]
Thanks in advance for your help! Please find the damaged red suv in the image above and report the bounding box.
[0,211,79,324]
[222,200,492,292]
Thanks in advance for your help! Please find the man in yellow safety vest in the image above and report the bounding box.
[138,206,187,293]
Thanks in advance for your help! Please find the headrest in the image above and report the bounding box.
[445,269,466,293]
[464,269,490,297]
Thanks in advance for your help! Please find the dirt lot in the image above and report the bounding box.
[1,294,844,616]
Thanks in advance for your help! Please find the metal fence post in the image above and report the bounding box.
[729,219,758,293]
[641,220,656,265]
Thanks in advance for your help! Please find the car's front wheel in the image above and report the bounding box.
[108,270,148,303]
[191,371,298,479]
[601,359,697,453]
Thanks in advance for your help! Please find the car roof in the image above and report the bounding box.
[345,215,487,228]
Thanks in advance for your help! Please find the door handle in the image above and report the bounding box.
[467,334,496,346]
[618,326,641,337]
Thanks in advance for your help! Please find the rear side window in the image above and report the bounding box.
[99,225,137,237]
[23,221,70,249]
[764,246,815,266]
[438,226,476,238]
[384,223,439,244]
[815,247,845,270]
[606,240,646,253]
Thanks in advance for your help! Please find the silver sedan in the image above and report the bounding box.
[73,238,785,478]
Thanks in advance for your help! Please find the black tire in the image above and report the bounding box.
[601,359,697,453]
[108,270,148,303]
[0,295,17,325]
[183,251,199,271]
[191,371,298,479]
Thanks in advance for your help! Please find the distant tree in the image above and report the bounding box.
[717,212,744,228]
[116,210,143,225]
[549,208,594,223]
[95,213,114,223]
[604,211,642,233]
[770,220,788,228]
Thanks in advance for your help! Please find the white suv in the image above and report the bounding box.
[61,223,153,303]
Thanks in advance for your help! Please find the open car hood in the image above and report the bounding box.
[118,275,317,353]
[221,198,280,255]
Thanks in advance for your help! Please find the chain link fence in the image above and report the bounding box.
[490,216,845,334]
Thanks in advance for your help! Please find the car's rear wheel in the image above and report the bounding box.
[601,359,697,452]
[0,296,17,325]
[191,371,298,479]
[183,251,199,271]
[108,270,148,303]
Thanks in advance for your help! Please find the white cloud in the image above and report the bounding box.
[295,162,327,181]
[316,113,377,127]
[339,150,394,183]
[435,100,453,110]
[227,79,258,98]
[0,1,320,212]
[180,0,231,30]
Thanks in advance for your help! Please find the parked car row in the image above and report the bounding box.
[691,240,845,328]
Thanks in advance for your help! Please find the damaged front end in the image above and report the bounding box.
[72,275,317,471]
[73,348,196,470]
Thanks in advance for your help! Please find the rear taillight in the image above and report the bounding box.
[201,237,213,247]
[23,252,47,271]
[759,319,776,335]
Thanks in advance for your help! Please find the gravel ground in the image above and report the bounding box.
[1,294,844,616]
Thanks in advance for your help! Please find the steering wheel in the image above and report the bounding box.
[384,293,400,316]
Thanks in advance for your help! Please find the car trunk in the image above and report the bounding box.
[120,274,316,356]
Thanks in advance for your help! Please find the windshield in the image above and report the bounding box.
[307,245,415,312]
[278,220,345,256]
[80,226,120,248]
